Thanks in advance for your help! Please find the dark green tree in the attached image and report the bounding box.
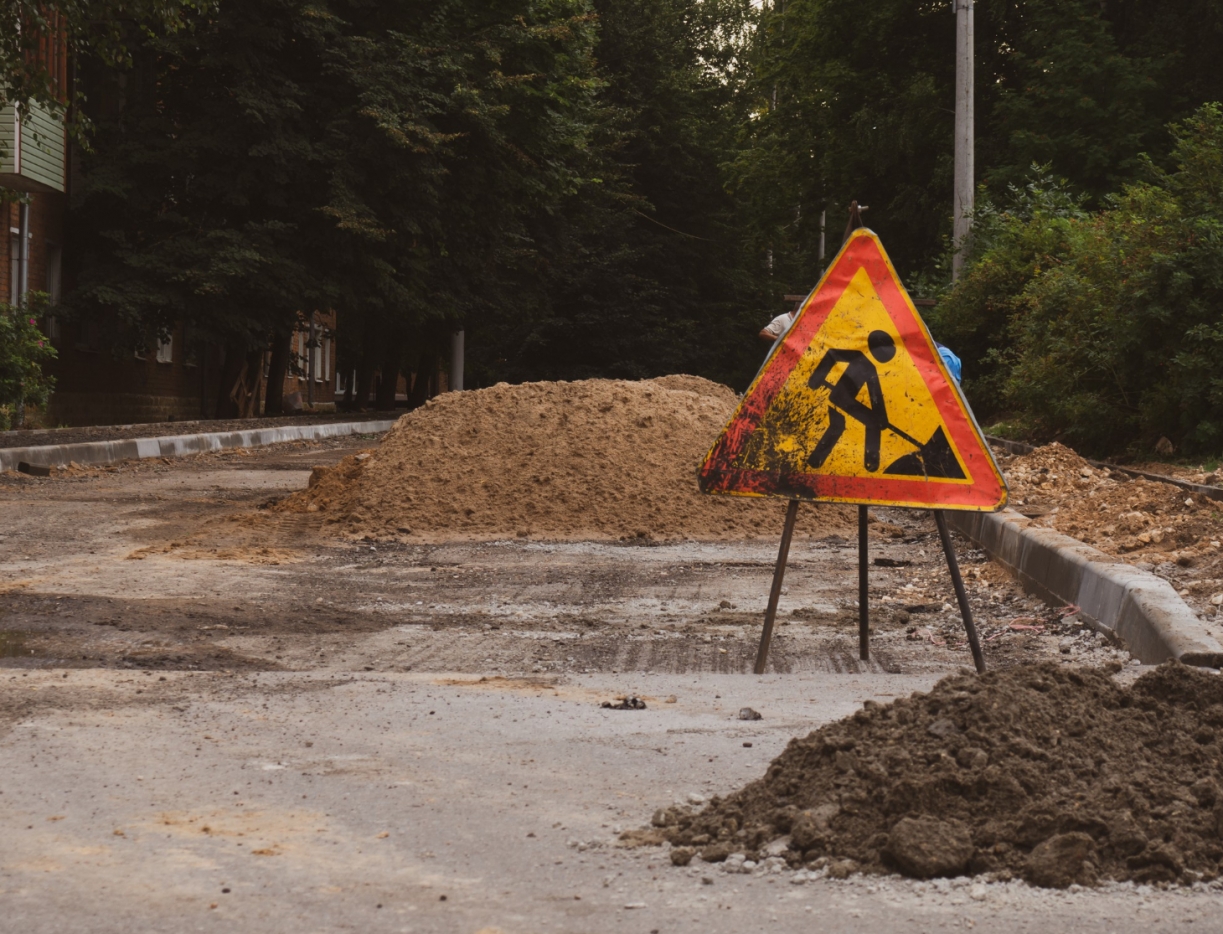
[1,0,201,157]
[317,0,605,402]
[934,105,1223,456]
[737,0,1223,282]
[67,0,613,410]
[469,0,771,390]
[67,0,336,414]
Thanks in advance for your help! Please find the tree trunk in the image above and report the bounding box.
[264,331,291,415]
[213,344,245,419]
[354,364,376,412]
[408,350,436,410]
[374,339,403,410]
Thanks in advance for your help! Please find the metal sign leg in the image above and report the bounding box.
[933,510,986,673]
[858,505,870,661]
[754,499,800,675]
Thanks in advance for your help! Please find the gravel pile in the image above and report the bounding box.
[998,442,1223,623]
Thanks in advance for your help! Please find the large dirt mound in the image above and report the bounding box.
[282,376,854,541]
[657,661,1223,887]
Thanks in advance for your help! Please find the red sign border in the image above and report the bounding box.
[699,229,1007,511]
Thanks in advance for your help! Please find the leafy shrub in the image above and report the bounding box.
[932,103,1223,457]
[930,170,1087,419]
[0,295,57,429]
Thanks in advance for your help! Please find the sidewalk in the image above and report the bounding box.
[0,414,397,472]
[0,411,395,451]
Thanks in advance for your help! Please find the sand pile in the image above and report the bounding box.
[282,376,854,541]
[657,661,1223,887]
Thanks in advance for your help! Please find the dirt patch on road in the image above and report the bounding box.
[659,661,1223,887]
[280,376,854,542]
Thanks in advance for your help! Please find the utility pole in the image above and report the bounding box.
[818,208,827,269]
[952,0,973,282]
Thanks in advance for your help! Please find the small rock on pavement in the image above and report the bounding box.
[670,847,695,866]
[884,816,974,878]
[738,707,763,721]
[699,842,732,863]
[1024,832,1098,888]
[763,836,791,857]
[826,859,859,880]
[687,792,707,805]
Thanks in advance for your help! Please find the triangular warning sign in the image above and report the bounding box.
[700,229,1007,511]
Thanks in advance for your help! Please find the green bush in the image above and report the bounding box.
[930,170,1087,419]
[932,103,1223,457]
[0,295,57,430]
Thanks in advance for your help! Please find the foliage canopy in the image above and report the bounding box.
[934,105,1223,456]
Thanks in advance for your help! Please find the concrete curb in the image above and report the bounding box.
[0,419,398,472]
[946,508,1223,668]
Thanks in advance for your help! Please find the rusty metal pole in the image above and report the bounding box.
[754,499,800,674]
[934,509,986,673]
[858,505,870,661]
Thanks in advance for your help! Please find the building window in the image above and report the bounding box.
[75,318,104,353]
[323,337,331,381]
[156,333,173,364]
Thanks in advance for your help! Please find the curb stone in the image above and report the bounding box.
[946,508,1223,668]
[0,419,397,473]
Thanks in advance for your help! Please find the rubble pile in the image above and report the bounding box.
[999,443,1223,621]
[281,376,854,541]
[657,662,1223,888]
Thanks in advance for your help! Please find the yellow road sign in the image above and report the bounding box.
[700,229,1006,511]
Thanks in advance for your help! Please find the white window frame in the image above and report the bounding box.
[155,333,173,364]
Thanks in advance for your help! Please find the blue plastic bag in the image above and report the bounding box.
[936,344,962,383]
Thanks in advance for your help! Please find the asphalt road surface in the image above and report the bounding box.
[2,438,1195,933]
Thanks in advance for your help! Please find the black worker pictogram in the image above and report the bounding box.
[806,330,904,472]
[804,329,966,479]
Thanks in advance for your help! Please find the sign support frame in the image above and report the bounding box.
[749,204,987,675]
